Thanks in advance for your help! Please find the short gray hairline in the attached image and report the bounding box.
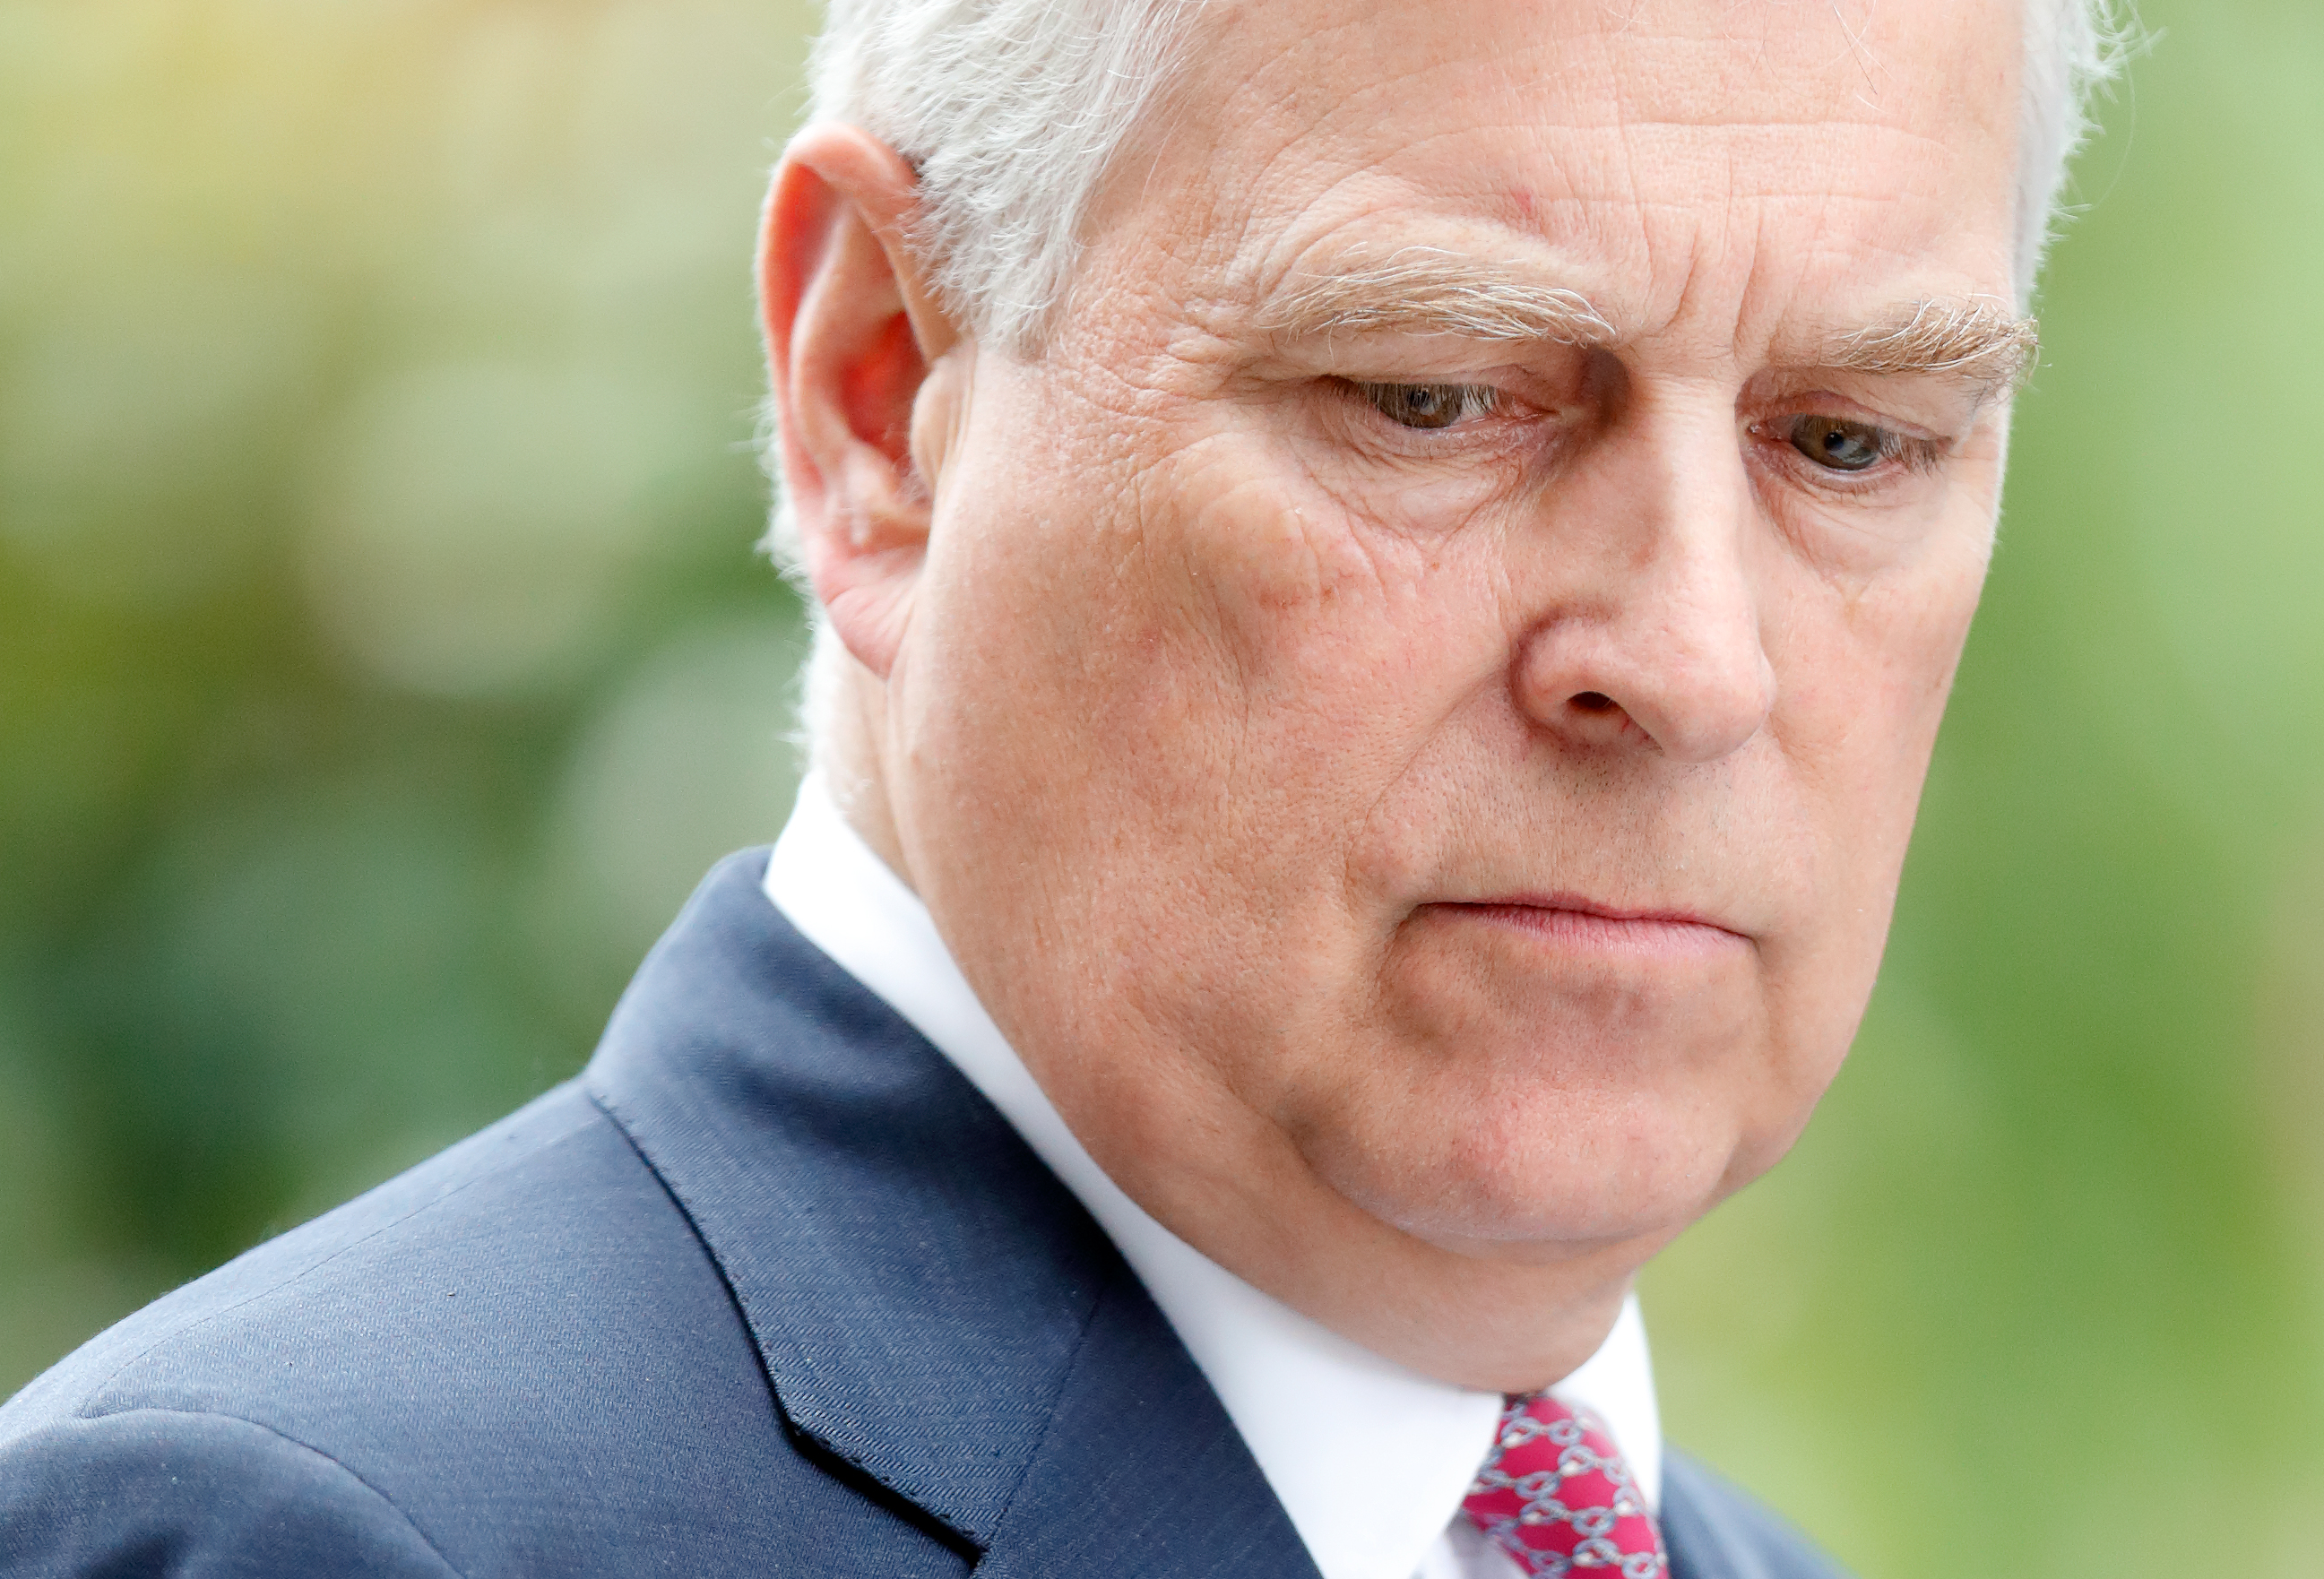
[808,0,2134,352]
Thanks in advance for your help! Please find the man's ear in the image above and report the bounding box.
[760,125,963,680]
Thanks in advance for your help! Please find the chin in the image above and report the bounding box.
[1292,1073,1749,1258]
[1283,929,1797,1250]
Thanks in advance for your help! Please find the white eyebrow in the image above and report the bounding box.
[1257,250,2040,399]
[1820,298,2041,397]
[1257,246,1619,345]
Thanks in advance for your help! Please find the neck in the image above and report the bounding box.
[818,639,911,882]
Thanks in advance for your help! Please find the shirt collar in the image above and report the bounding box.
[762,773,1662,1579]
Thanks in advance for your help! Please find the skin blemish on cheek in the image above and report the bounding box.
[1194,483,1365,624]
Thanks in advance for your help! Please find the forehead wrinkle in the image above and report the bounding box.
[1254,246,1620,346]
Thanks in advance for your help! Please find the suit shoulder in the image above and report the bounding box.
[1662,1451,1853,1579]
[2,1081,621,1431]
[0,1407,460,1577]
[0,1082,858,1575]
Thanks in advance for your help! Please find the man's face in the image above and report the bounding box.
[887,0,2020,1266]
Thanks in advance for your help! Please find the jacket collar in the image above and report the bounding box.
[583,851,1318,1576]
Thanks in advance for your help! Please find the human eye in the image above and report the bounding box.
[1784,414,1889,470]
[1753,410,1948,482]
[1349,380,1501,431]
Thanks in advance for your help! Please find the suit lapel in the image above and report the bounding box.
[972,1264,1322,1577]
[1663,1471,1744,1579]
[584,852,1318,1577]
[1659,1450,1842,1579]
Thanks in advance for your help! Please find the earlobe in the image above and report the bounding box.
[759,125,963,681]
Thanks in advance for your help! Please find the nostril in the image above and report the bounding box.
[1570,691,1618,713]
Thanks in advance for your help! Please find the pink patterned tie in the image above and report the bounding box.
[1462,1393,1666,1577]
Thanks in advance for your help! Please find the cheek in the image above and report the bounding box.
[1172,447,1525,785]
[1180,453,1412,680]
[1776,523,1985,825]
[1859,561,1983,813]
[903,424,1454,1043]
[1750,542,1989,1047]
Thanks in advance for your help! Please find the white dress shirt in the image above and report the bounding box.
[762,773,1663,1579]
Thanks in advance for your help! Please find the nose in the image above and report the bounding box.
[1511,404,1776,764]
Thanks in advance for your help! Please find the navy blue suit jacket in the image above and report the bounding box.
[0,852,1845,1578]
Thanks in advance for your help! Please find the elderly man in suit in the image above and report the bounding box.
[1,1,2118,1575]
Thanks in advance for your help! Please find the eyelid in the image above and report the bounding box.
[1877,426,1950,475]
[1339,377,1516,434]
[1759,384,1957,441]
[1363,380,1497,422]
[1835,415,1952,475]
[1750,412,1949,488]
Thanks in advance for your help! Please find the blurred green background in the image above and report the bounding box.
[2,2,2319,1574]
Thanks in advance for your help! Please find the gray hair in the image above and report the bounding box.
[807,0,2130,356]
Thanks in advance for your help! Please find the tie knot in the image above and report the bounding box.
[1461,1393,1666,1578]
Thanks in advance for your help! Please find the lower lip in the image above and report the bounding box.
[1423,902,1749,959]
